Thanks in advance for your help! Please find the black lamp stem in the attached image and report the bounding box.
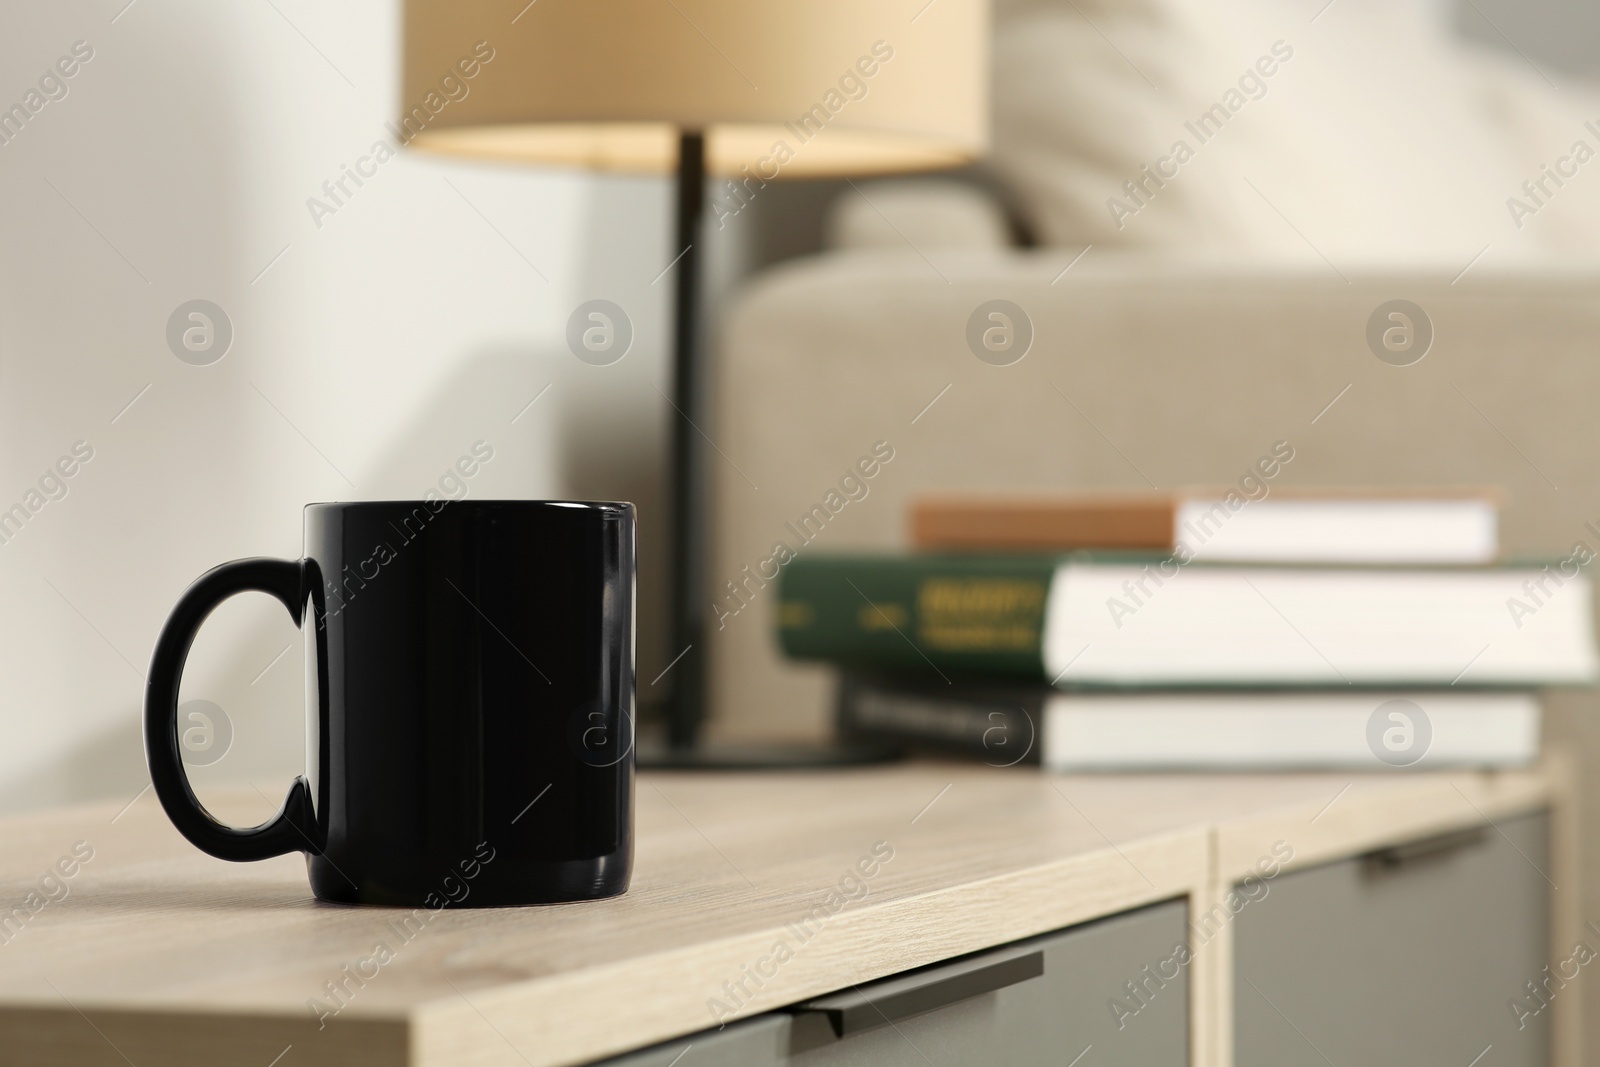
[664,129,707,748]
[647,134,903,771]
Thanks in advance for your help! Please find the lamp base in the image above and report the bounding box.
[636,736,904,770]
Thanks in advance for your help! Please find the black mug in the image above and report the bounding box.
[143,500,635,907]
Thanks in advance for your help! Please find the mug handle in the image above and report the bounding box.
[143,558,318,861]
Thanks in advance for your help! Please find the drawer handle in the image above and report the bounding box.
[791,946,1044,1037]
[1362,826,1488,873]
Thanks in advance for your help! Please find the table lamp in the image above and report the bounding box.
[401,0,990,765]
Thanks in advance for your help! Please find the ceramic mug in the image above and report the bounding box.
[143,500,635,906]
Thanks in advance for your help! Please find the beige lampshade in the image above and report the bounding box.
[400,0,989,177]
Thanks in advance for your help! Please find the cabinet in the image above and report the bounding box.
[0,768,1562,1067]
[1234,812,1551,1067]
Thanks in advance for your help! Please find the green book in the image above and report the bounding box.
[779,554,1056,679]
[776,553,1599,688]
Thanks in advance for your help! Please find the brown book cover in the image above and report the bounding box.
[912,493,1176,551]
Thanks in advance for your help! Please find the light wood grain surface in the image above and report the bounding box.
[0,763,1558,1067]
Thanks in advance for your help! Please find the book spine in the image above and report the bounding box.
[911,496,1177,552]
[777,555,1058,680]
[837,675,1046,767]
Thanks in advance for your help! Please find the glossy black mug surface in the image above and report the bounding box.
[144,500,635,906]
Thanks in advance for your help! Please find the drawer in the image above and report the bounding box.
[1234,811,1550,1067]
[600,899,1188,1066]
[789,898,1187,1066]
[601,1015,788,1066]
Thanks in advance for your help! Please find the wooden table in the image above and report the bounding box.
[0,763,1566,1067]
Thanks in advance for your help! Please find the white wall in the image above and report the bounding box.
[0,0,678,813]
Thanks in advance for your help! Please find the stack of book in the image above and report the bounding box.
[776,490,1598,771]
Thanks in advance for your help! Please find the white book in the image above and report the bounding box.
[1043,564,1598,687]
[1041,691,1539,771]
[838,677,1540,771]
[1176,497,1497,564]
[912,490,1499,565]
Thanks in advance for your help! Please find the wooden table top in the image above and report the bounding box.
[0,763,1555,1067]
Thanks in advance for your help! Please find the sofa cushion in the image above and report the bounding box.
[990,0,1600,265]
[825,179,1014,251]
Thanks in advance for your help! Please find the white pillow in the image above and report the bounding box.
[990,0,1600,266]
[824,179,1012,251]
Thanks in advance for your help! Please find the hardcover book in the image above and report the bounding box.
[909,489,1500,564]
[777,553,1597,687]
[837,674,1541,771]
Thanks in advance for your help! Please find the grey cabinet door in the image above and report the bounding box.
[600,1015,789,1066]
[788,899,1188,1067]
[1235,811,1551,1067]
